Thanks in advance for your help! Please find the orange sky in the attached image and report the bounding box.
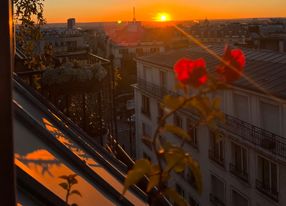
[44,0,286,23]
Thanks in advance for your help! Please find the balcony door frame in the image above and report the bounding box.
[0,0,16,204]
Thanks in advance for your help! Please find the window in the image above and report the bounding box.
[210,175,225,205]
[159,70,167,88]
[233,93,249,122]
[142,123,152,137]
[136,48,144,56]
[119,48,128,54]
[209,132,224,166]
[141,95,150,117]
[142,67,147,80]
[142,123,152,149]
[231,190,248,206]
[174,114,182,128]
[150,47,159,53]
[187,118,198,148]
[230,142,248,182]
[260,101,280,134]
[256,156,278,201]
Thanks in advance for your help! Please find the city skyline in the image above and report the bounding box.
[45,0,286,23]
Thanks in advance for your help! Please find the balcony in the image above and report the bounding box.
[256,179,279,202]
[208,150,224,167]
[229,163,248,183]
[136,78,286,160]
[137,78,176,99]
[222,115,286,158]
[209,193,225,206]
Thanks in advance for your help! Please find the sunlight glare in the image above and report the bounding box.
[155,12,171,22]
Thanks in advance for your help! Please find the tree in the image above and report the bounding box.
[14,0,53,70]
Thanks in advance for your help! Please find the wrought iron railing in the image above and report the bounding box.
[256,179,278,202]
[229,163,248,183]
[137,78,286,160]
[222,115,286,159]
[209,193,225,206]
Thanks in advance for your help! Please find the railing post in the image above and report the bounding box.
[0,0,17,205]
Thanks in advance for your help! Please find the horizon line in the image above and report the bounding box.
[45,16,286,24]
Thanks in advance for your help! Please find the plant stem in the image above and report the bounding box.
[152,96,193,187]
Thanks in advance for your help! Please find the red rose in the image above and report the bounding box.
[216,46,246,83]
[174,58,207,88]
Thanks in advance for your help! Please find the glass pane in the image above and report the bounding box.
[242,148,247,172]
[271,163,277,193]
[257,156,263,180]
[263,159,270,188]
[260,102,280,134]
[14,119,115,206]
[233,93,249,122]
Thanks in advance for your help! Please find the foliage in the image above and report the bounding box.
[59,174,82,206]
[14,0,54,71]
[123,46,245,205]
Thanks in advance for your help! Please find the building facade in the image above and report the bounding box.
[133,46,286,206]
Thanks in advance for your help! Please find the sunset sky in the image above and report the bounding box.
[44,0,286,23]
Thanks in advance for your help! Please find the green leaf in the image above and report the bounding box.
[123,159,151,195]
[70,190,82,197]
[59,182,68,190]
[133,159,152,172]
[164,148,186,173]
[174,82,186,91]
[162,95,185,111]
[186,96,213,119]
[164,188,187,206]
[147,174,160,192]
[123,170,146,195]
[146,165,160,192]
[212,97,221,110]
[186,157,202,194]
[163,124,190,140]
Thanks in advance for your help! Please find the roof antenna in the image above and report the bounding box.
[133,6,136,22]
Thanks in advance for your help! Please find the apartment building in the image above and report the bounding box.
[38,19,89,61]
[184,20,248,45]
[133,46,286,206]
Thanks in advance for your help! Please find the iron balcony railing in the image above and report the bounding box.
[137,78,286,160]
[256,179,279,202]
[229,163,248,183]
[209,194,225,206]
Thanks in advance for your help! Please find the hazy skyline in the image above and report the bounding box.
[45,0,286,23]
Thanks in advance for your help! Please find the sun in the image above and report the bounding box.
[160,15,167,21]
[155,12,171,22]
